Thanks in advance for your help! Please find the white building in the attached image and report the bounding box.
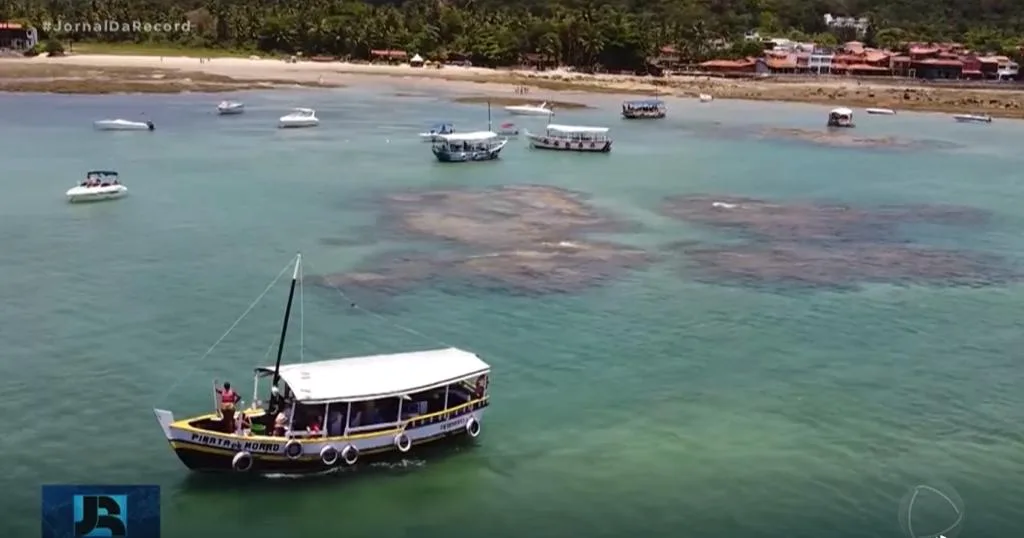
[808,48,835,74]
[823,14,869,35]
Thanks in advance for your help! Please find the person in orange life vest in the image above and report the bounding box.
[215,380,241,432]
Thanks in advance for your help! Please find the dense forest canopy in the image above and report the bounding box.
[2,0,1024,68]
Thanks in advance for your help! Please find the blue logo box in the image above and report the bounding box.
[41,485,160,538]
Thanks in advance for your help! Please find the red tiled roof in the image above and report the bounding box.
[893,55,911,62]
[909,47,939,55]
[864,52,890,62]
[766,57,796,69]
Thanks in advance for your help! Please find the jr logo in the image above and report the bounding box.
[73,494,127,537]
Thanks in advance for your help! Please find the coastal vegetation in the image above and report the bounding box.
[4,0,1024,70]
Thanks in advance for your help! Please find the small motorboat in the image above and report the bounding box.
[217,101,244,115]
[504,102,554,116]
[496,122,519,136]
[94,119,154,131]
[827,107,855,128]
[66,171,127,203]
[953,113,992,123]
[699,93,713,103]
[419,123,454,142]
[279,108,319,128]
[865,107,896,115]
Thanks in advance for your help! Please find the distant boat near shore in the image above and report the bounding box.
[865,107,896,115]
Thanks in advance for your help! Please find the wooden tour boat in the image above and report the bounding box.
[153,254,491,474]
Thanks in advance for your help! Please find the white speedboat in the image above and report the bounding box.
[66,171,127,203]
[217,101,244,115]
[419,123,454,142]
[699,93,713,102]
[504,102,554,116]
[866,107,896,115]
[94,119,154,131]
[953,113,992,123]
[279,108,319,128]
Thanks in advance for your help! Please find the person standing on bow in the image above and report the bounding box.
[215,380,241,433]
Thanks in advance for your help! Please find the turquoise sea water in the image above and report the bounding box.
[2,82,1023,538]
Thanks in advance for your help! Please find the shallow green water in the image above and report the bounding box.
[2,84,1022,538]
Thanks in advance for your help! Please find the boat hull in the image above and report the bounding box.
[157,400,489,475]
[432,139,507,162]
[527,135,611,152]
[505,108,552,116]
[94,121,152,131]
[279,120,319,128]
[218,107,244,115]
[953,115,991,123]
[66,186,127,203]
[865,108,896,115]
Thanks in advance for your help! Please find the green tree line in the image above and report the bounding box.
[3,0,1024,69]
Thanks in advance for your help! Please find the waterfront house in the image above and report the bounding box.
[370,49,408,64]
[698,58,757,76]
[808,47,834,74]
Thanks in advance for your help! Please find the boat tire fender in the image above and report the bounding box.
[320,445,339,466]
[466,417,481,438]
[284,439,303,460]
[395,433,411,453]
[341,445,359,465]
[232,451,253,472]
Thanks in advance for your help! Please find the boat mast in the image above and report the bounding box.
[487,100,492,131]
[271,254,301,386]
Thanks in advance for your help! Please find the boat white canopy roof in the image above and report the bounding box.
[291,108,315,114]
[547,124,609,133]
[256,347,490,403]
[438,131,498,141]
[830,107,853,115]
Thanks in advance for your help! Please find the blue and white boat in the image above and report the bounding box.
[431,131,508,162]
[419,123,455,142]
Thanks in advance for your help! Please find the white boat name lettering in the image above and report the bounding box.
[440,418,468,432]
[189,433,281,452]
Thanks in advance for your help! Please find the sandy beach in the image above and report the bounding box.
[4,53,1024,118]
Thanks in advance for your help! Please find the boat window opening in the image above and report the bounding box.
[287,402,327,437]
[345,397,404,434]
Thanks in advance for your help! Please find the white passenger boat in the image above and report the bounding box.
[827,107,855,127]
[153,255,491,475]
[419,123,454,142]
[279,108,319,128]
[953,113,992,123]
[432,131,508,162]
[66,170,127,203]
[94,118,154,131]
[865,107,896,115]
[622,99,666,119]
[526,124,612,152]
[217,101,244,115]
[699,93,713,102]
[505,102,554,116]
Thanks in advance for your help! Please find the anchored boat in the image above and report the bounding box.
[94,118,154,131]
[279,108,319,128]
[526,124,612,152]
[66,170,127,203]
[217,101,245,115]
[153,255,491,475]
[621,99,666,119]
[419,123,454,142]
[827,107,855,128]
[432,131,507,162]
[953,113,992,124]
[505,102,554,116]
